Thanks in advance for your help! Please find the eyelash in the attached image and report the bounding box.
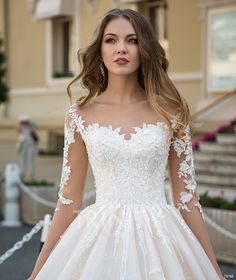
[105,38,138,44]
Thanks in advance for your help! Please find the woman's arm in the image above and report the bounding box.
[28,107,88,279]
[168,123,225,279]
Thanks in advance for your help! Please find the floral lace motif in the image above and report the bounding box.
[39,104,221,280]
[56,106,85,210]
[57,104,203,220]
[170,119,203,217]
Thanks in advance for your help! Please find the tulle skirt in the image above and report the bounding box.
[35,203,220,280]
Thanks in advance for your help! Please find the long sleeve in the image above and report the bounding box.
[168,121,223,279]
[168,124,203,216]
[55,107,88,213]
[29,106,88,279]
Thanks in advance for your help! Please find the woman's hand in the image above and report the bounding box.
[219,274,227,280]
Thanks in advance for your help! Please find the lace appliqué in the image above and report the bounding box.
[171,120,203,217]
[56,105,85,211]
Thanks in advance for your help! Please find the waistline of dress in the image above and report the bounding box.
[94,198,168,208]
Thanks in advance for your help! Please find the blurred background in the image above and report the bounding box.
[0,0,235,279]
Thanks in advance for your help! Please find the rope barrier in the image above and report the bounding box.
[18,180,57,208]
[0,177,235,266]
[0,220,43,265]
[203,213,236,241]
[18,180,95,209]
[18,180,236,240]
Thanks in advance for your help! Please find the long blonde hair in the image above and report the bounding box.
[67,8,191,132]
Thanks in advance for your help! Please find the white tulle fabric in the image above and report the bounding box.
[35,104,220,280]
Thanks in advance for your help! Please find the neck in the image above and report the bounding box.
[101,72,146,104]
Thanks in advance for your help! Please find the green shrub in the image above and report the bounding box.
[200,191,236,211]
[52,71,74,78]
[23,179,55,187]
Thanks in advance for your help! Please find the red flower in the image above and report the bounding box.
[217,124,230,133]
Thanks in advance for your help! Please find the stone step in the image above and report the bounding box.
[197,184,236,202]
[193,151,236,164]
[196,173,236,187]
[194,161,236,175]
[199,142,236,154]
[216,133,236,144]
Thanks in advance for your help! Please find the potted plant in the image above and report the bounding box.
[52,70,74,78]
[20,179,58,225]
[200,191,236,210]
[200,191,236,264]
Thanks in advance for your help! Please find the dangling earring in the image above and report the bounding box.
[100,61,105,89]
[100,61,105,78]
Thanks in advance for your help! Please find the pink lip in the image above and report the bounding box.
[114,58,129,62]
[114,58,129,65]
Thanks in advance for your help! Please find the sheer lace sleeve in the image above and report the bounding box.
[55,105,88,213]
[168,119,203,218]
[29,105,88,278]
[167,119,224,278]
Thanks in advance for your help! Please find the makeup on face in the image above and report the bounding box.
[101,18,141,74]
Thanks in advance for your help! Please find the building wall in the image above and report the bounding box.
[168,0,201,72]
[168,0,202,112]
[8,0,46,88]
[1,0,233,148]
[0,0,5,37]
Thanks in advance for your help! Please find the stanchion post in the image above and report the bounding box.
[2,163,22,227]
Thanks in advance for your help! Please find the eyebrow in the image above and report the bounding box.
[104,33,137,37]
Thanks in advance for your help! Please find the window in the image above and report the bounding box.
[206,5,236,94]
[141,1,169,56]
[51,17,73,78]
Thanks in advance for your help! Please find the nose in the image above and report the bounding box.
[116,41,127,54]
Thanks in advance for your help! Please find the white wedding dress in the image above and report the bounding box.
[35,104,220,280]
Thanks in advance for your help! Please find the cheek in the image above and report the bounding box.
[101,44,113,59]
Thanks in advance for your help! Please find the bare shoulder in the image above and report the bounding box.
[74,97,101,119]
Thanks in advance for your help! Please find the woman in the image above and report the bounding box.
[17,115,38,180]
[29,9,225,279]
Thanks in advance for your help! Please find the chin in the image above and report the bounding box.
[109,69,137,76]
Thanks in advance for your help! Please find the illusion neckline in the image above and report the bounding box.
[70,103,172,142]
[84,121,169,141]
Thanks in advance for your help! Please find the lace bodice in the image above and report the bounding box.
[55,103,203,217]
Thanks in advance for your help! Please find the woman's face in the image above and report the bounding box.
[101,17,141,76]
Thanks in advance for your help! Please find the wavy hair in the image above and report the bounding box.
[67,8,191,132]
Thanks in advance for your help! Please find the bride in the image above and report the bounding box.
[29,8,225,280]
